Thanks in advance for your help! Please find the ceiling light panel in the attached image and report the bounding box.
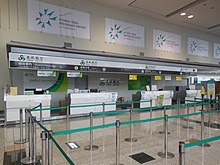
[129,0,195,16]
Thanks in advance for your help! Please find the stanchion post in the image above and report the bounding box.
[66,93,71,123]
[150,99,153,119]
[125,106,137,142]
[182,104,193,129]
[21,116,40,164]
[158,115,175,159]
[102,102,105,125]
[179,141,185,165]
[200,110,211,147]
[25,108,29,143]
[159,106,170,134]
[201,110,204,141]
[208,95,212,127]
[115,120,123,165]
[33,117,37,161]
[40,103,42,124]
[177,98,180,116]
[15,108,27,144]
[48,131,53,165]
[84,112,99,151]
[194,97,196,113]
[41,131,47,165]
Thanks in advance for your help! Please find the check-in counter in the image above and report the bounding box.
[70,92,118,115]
[6,95,51,123]
[185,90,201,103]
[140,90,174,108]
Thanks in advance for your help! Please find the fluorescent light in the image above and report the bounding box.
[180,12,186,16]
[188,15,194,19]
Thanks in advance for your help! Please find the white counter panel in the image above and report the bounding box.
[140,90,173,108]
[70,92,118,115]
[6,95,51,122]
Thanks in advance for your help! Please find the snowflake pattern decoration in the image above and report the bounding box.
[35,8,57,28]
[215,46,220,57]
[109,24,123,40]
[156,34,166,47]
[190,41,198,52]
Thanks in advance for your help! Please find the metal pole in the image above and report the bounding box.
[21,115,40,164]
[48,131,53,165]
[90,112,93,149]
[40,103,42,124]
[102,102,105,125]
[179,141,185,165]
[165,115,168,158]
[177,98,180,116]
[194,97,196,113]
[201,110,204,141]
[33,117,37,161]
[25,109,29,142]
[116,120,121,165]
[66,93,71,122]
[41,131,47,165]
[150,99,153,119]
[125,107,137,142]
[84,112,98,150]
[159,106,170,134]
[200,110,211,147]
[15,108,27,144]
[183,104,193,129]
[208,96,212,127]
[158,115,175,159]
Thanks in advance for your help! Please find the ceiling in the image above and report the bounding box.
[90,0,220,37]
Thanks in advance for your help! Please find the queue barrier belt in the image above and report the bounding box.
[30,100,211,112]
[28,100,220,165]
[50,135,75,165]
[52,110,204,136]
[32,106,67,112]
[185,135,220,148]
[120,116,164,126]
[52,123,115,136]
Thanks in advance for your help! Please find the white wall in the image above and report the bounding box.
[1,0,220,108]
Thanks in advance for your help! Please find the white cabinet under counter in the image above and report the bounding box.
[140,90,173,108]
[70,92,118,115]
[6,95,51,123]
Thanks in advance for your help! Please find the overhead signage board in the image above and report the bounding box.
[37,70,56,77]
[146,65,181,72]
[8,53,146,73]
[105,18,145,47]
[187,37,209,57]
[153,29,181,53]
[165,75,171,80]
[28,0,90,39]
[67,72,82,77]
[176,76,182,81]
[146,65,197,73]
[129,75,137,80]
[154,76,162,81]
[214,43,220,59]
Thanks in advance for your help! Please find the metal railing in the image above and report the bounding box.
[14,97,220,165]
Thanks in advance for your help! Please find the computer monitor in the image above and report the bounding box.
[90,89,98,93]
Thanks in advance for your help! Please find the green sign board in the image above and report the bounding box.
[128,75,151,90]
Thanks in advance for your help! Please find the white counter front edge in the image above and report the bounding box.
[70,92,118,115]
[6,95,51,123]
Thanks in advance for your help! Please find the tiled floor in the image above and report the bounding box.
[1,105,220,165]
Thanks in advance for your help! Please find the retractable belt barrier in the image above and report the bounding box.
[24,99,217,165]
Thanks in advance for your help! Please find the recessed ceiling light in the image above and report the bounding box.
[188,15,194,19]
[180,12,186,16]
